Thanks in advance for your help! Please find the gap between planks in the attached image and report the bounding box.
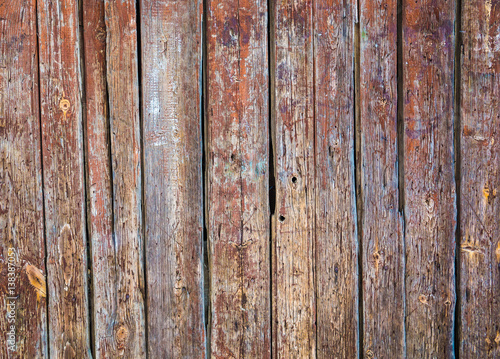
[453,0,463,355]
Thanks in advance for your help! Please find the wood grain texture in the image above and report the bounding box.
[81,0,116,357]
[359,0,405,356]
[272,0,315,357]
[103,0,146,357]
[314,0,359,357]
[206,0,270,357]
[140,0,206,357]
[37,0,91,356]
[403,0,456,356]
[459,0,500,356]
[0,0,48,357]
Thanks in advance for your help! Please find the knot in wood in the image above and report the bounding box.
[59,98,71,121]
[115,324,129,353]
[59,98,70,112]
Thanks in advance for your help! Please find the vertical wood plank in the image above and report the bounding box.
[37,0,91,356]
[403,0,456,356]
[103,0,146,357]
[0,0,48,357]
[81,0,115,357]
[272,0,315,357]
[359,0,405,356]
[459,0,500,356]
[314,0,359,357]
[140,0,206,357]
[206,0,271,357]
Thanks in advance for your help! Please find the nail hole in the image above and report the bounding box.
[291,176,297,183]
[279,215,285,222]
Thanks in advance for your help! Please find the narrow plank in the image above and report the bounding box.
[314,0,358,357]
[359,0,405,356]
[0,0,48,357]
[37,0,91,356]
[206,0,271,357]
[103,0,146,356]
[81,0,116,357]
[459,0,500,356]
[272,0,315,357]
[403,0,456,356]
[140,0,206,357]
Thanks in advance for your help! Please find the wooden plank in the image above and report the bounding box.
[37,0,91,357]
[140,0,205,357]
[206,0,271,357]
[314,0,358,357]
[459,0,500,356]
[403,0,456,356]
[81,0,116,357]
[359,0,405,356]
[0,0,48,357]
[103,0,146,357]
[272,0,315,357]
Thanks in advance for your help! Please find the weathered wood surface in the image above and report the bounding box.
[272,0,316,357]
[206,0,270,357]
[3,1,500,357]
[140,0,205,357]
[103,0,146,357]
[0,0,48,357]
[37,0,91,357]
[81,0,116,357]
[359,0,405,357]
[459,0,500,356]
[403,0,456,356]
[314,0,358,357]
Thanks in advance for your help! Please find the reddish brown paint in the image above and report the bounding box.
[81,0,118,357]
[403,0,456,356]
[0,0,48,357]
[207,0,271,357]
[37,0,91,356]
[2,1,500,357]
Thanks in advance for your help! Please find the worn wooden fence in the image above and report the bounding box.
[0,0,499,358]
